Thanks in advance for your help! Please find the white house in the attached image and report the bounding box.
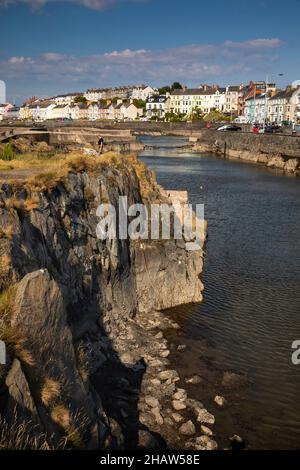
[29,101,56,121]
[88,103,100,121]
[84,89,107,102]
[146,95,170,118]
[0,103,14,120]
[5,106,20,120]
[50,104,70,120]
[130,85,157,101]
[51,93,82,105]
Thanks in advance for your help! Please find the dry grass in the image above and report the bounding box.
[0,284,15,318]
[0,285,35,366]
[51,404,71,429]
[76,344,89,382]
[4,196,39,213]
[0,412,65,450]
[41,378,61,407]
[0,224,14,240]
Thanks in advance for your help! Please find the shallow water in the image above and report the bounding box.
[139,136,300,450]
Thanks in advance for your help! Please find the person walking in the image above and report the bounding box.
[98,136,104,154]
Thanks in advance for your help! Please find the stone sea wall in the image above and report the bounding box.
[194,130,300,175]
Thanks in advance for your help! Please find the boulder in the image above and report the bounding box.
[214,395,226,407]
[197,408,215,425]
[179,420,196,436]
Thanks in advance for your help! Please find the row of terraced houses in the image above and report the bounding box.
[1,81,300,124]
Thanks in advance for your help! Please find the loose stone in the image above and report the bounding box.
[197,408,215,425]
[214,395,226,407]
[145,396,160,408]
[172,413,184,423]
[179,420,196,436]
[158,370,179,382]
[185,375,202,385]
[172,400,187,411]
[201,425,214,437]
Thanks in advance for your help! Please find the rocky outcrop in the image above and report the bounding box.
[0,154,205,449]
[194,130,300,175]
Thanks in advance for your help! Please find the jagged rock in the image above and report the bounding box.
[173,389,187,401]
[120,352,136,365]
[186,398,204,416]
[145,396,160,409]
[185,375,202,385]
[222,372,246,389]
[171,413,184,423]
[138,430,160,449]
[158,370,179,382]
[194,435,218,450]
[5,359,40,425]
[0,158,205,450]
[197,409,215,425]
[201,425,214,437]
[150,407,164,425]
[284,158,299,173]
[229,434,246,451]
[172,400,187,411]
[214,395,226,407]
[160,350,170,358]
[179,420,196,436]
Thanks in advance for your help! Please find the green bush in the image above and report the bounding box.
[0,143,15,161]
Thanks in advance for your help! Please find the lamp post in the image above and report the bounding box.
[263,73,284,131]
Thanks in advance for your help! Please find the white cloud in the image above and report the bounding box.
[0,0,146,10]
[8,56,26,63]
[1,38,283,97]
[104,49,147,58]
[42,52,66,61]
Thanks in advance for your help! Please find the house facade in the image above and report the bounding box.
[170,89,206,115]
[146,95,170,118]
[130,86,157,101]
[268,86,300,123]
[245,93,268,124]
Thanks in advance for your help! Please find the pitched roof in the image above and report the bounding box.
[268,88,295,101]
[147,95,169,103]
[171,88,217,96]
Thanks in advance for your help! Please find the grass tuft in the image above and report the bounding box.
[41,378,61,407]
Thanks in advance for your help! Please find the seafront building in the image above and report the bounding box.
[146,95,171,118]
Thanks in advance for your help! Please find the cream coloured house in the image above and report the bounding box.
[268,87,300,124]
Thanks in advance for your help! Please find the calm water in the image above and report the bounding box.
[139,136,300,450]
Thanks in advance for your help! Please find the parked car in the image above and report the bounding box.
[233,116,248,124]
[259,124,283,134]
[217,124,242,132]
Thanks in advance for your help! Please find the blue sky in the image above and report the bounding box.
[0,0,299,103]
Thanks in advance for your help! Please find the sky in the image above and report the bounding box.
[0,0,299,103]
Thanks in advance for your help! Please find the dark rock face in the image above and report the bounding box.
[0,158,204,449]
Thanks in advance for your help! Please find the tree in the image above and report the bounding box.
[165,111,185,122]
[74,96,87,104]
[158,86,171,95]
[190,107,204,122]
[132,99,146,110]
[171,82,183,92]
[203,109,228,122]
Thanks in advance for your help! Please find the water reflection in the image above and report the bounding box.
[139,137,300,450]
